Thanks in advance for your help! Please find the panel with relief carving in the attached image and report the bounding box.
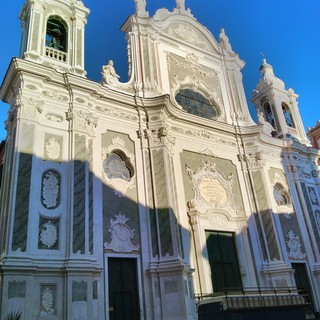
[39,285,57,317]
[38,216,59,250]
[41,170,61,210]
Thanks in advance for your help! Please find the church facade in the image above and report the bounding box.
[0,1,320,319]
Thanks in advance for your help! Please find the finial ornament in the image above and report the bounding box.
[134,0,149,17]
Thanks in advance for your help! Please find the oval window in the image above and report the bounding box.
[175,89,217,120]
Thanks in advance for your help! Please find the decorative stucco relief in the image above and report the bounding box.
[95,106,138,121]
[41,170,61,210]
[39,221,58,249]
[287,230,306,260]
[186,160,243,216]
[17,97,44,120]
[308,186,319,206]
[166,24,212,52]
[171,126,236,146]
[311,168,320,178]
[45,137,61,161]
[66,110,98,135]
[104,213,140,253]
[42,90,68,101]
[291,154,309,165]
[46,113,64,122]
[102,136,135,197]
[168,53,218,78]
[5,105,17,133]
[200,148,217,158]
[137,127,176,153]
[208,214,228,227]
[238,151,265,169]
[40,286,56,317]
[298,167,312,180]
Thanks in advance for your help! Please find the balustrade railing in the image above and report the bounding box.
[45,47,67,62]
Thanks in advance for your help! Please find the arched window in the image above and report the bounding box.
[282,103,295,128]
[175,89,217,120]
[103,152,134,182]
[263,102,276,129]
[273,183,290,206]
[45,17,67,53]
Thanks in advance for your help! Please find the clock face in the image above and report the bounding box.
[103,153,131,181]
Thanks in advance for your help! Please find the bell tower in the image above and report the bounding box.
[252,59,308,144]
[19,0,90,76]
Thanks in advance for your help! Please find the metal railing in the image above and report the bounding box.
[195,287,311,310]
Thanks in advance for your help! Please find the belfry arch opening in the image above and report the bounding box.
[45,16,68,61]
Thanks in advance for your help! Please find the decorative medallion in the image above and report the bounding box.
[39,221,58,249]
[104,213,140,253]
[41,170,61,209]
[287,230,306,260]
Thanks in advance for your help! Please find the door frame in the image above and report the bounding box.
[104,254,144,320]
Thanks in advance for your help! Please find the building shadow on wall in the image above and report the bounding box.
[0,139,319,320]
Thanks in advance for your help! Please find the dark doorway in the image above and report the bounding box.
[108,258,140,320]
[292,263,313,305]
[205,231,242,292]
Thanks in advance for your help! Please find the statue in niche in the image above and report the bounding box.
[287,230,306,260]
[101,60,120,85]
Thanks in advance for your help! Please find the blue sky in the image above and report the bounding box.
[1,0,320,141]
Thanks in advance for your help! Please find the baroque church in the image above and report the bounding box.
[0,0,320,319]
